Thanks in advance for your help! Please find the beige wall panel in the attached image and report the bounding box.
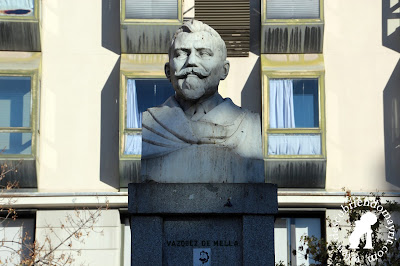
[40,0,120,191]
[36,210,121,265]
[220,52,262,114]
[324,0,400,192]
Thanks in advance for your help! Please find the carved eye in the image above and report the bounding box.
[199,50,211,57]
[175,50,188,59]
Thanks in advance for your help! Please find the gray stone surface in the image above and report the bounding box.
[131,216,162,266]
[129,183,277,214]
[243,215,275,266]
[140,19,264,183]
[163,217,242,265]
[129,183,278,266]
[130,214,276,265]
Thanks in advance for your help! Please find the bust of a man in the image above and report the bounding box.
[140,20,264,183]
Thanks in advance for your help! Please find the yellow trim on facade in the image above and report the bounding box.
[119,54,170,159]
[120,0,182,25]
[261,54,326,159]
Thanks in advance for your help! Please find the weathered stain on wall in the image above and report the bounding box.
[0,21,40,51]
[262,24,323,54]
[265,159,326,188]
[121,24,181,54]
[0,159,37,187]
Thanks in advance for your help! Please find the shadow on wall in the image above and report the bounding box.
[102,0,121,54]
[100,58,120,188]
[241,57,261,114]
[383,0,400,188]
[382,0,400,53]
[384,60,400,188]
[240,0,262,114]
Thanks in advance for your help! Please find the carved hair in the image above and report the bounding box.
[169,19,227,60]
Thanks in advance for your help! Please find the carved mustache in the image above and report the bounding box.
[174,67,210,79]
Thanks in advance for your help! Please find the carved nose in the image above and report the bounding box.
[186,52,198,67]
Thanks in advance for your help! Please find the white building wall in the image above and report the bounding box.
[35,209,122,265]
[324,0,400,192]
[39,0,120,192]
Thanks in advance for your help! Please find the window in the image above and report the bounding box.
[121,215,131,266]
[0,76,33,155]
[266,0,320,20]
[0,218,35,264]
[120,0,182,53]
[0,0,40,51]
[262,54,326,187]
[267,78,322,156]
[125,0,179,20]
[261,0,324,53]
[123,79,174,155]
[0,0,35,17]
[119,54,175,186]
[0,74,37,157]
[274,216,323,266]
[262,54,326,159]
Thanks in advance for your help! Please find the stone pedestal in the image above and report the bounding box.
[128,183,277,266]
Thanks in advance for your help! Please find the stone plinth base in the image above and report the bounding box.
[128,183,278,266]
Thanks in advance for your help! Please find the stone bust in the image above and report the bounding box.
[140,20,264,183]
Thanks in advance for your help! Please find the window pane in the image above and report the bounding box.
[0,0,34,16]
[269,78,318,129]
[293,79,319,128]
[0,218,34,265]
[274,217,321,266]
[294,218,321,265]
[274,218,289,265]
[126,79,175,129]
[268,134,321,155]
[126,0,178,19]
[124,132,142,155]
[266,0,320,19]
[0,132,32,154]
[0,76,31,128]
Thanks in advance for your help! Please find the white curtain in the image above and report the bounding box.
[0,0,34,10]
[269,79,296,129]
[124,79,142,155]
[268,134,321,155]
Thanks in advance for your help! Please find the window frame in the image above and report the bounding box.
[0,70,38,159]
[274,211,326,266]
[262,55,326,159]
[262,0,324,24]
[120,0,183,25]
[119,54,173,160]
[0,0,39,22]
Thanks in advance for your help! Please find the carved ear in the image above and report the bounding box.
[220,60,230,80]
[165,62,171,80]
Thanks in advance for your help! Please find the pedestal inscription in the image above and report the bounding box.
[163,217,242,265]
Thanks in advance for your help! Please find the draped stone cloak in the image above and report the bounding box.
[140,95,264,183]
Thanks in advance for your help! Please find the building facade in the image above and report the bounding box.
[0,0,399,265]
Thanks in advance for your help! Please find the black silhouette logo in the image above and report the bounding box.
[199,250,209,264]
